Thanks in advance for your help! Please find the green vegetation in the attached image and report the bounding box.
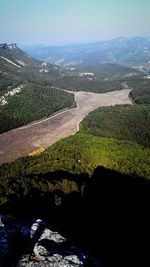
[0,47,76,133]
[0,133,150,205]
[53,76,125,93]
[81,105,150,147]
[128,77,150,104]
[53,63,141,93]
[0,47,43,95]
[0,84,75,133]
[76,63,141,80]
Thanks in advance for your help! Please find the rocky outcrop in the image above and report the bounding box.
[0,216,100,267]
[0,43,17,50]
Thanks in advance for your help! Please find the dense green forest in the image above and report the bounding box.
[128,77,150,104]
[53,76,125,93]
[81,105,150,147]
[0,46,77,133]
[76,63,141,80]
[0,133,150,205]
[0,84,75,133]
[53,63,141,93]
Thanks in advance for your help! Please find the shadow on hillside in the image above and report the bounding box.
[56,167,150,266]
[1,167,150,266]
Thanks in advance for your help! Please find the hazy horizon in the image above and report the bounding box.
[17,35,150,49]
[0,0,150,46]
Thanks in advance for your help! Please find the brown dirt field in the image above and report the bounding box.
[0,89,132,165]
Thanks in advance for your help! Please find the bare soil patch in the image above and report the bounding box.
[0,89,132,164]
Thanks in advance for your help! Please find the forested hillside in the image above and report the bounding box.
[0,84,75,133]
[81,105,150,147]
[52,63,141,93]
[0,133,150,207]
[0,45,75,132]
[128,77,150,104]
[53,75,125,93]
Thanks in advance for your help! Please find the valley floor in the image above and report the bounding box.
[0,89,132,164]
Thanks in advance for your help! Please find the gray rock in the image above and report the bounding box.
[0,216,100,267]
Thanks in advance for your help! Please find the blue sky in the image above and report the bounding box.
[0,0,150,45]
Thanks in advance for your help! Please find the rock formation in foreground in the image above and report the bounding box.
[0,216,100,267]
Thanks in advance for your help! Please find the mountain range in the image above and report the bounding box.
[23,36,150,72]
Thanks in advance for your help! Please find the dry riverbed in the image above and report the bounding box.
[0,89,132,164]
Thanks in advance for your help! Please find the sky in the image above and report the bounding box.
[0,0,150,45]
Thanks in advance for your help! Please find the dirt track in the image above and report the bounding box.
[0,89,132,165]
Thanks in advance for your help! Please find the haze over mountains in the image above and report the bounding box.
[23,36,150,72]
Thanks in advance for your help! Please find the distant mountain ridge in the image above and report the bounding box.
[23,36,150,72]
